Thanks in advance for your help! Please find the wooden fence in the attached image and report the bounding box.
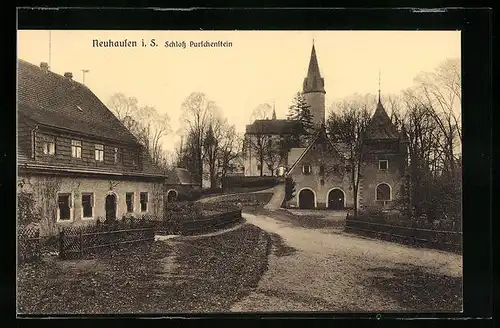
[180,210,242,235]
[345,218,462,253]
[18,226,41,263]
[59,223,155,259]
[154,209,243,235]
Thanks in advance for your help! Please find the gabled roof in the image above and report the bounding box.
[286,126,344,175]
[364,100,400,140]
[17,59,139,144]
[245,119,306,135]
[166,168,199,186]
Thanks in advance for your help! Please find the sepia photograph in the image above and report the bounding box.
[16,29,463,315]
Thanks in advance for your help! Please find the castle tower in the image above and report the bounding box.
[302,42,326,128]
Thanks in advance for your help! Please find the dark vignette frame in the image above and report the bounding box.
[9,6,493,325]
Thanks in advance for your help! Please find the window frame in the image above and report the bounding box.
[57,192,73,222]
[126,192,135,213]
[378,160,389,171]
[42,135,56,156]
[302,164,312,175]
[95,144,104,162]
[81,192,94,219]
[375,183,392,202]
[71,139,82,159]
[140,192,148,212]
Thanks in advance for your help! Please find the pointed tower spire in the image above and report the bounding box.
[302,40,326,129]
[303,42,324,93]
[272,101,277,120]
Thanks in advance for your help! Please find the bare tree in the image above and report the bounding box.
[218,124,242,181]
[179,92,217,185]
[249,103,273,122]
[108,93,139,122]
[326,96,372,217]
[244,124,273,177]
[264,136,284,176]
[108,93,171,170]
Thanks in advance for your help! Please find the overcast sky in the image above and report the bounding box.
[17,30,460,151]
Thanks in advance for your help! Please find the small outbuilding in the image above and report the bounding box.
[165,168,201,202]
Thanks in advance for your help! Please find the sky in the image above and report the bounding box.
[17,30,461,152]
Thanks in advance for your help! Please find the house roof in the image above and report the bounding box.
[245,119,306,135]
[17,59,139,145]
[166,168,199,186]
[364,100,400,140]
[286,126,344,175]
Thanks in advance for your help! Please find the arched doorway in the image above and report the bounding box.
[105,193,117,221]
[298,189,315,209]
[167,189,178,202]
[327,188,345,210]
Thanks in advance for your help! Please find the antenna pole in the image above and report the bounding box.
[48,30,52,69]
[378,69,381,103]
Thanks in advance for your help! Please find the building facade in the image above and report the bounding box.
[17,60,165,236]
[242,43,408,210]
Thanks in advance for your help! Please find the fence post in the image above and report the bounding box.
[79,229,83,258]
[36,229,41,262]
[59,229,65,259]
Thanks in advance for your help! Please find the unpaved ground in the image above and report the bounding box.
[231,212,463,313]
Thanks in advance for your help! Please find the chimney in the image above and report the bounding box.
[40,62,49,72]
[64,72,73,80]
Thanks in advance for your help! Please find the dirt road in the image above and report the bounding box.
[231,212,463,312]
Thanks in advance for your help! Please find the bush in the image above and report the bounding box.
[17,191,43,226]
[221,176,281,189]
[177,188,203,201]
[202,187,223,196]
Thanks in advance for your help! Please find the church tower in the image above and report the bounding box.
[302,42,326,128]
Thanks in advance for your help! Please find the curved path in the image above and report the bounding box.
[231,212,463,312]
[197,186,277,204]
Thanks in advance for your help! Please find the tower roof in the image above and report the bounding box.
[303,43,325,94]
[364,99,400,140]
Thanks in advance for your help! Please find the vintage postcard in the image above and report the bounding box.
[16,29,463,315]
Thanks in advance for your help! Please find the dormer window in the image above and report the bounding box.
[95,144,104,162]
[378,160,389,171]
[42,136,55,156]
[302,164,311,175]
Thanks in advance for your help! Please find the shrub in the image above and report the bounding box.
[283,177,296,205]
[202,187,223,196]
[177,188,203,201]
[17,191,43,226]
[221,176,281,189]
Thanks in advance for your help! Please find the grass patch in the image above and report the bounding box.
[204,192,274,213]
[17,224,271,314]
[268,233,297,257]
[170,224,272,312]
[364,263,462,312]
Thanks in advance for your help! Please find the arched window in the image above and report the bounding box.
[376,183,391,201]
